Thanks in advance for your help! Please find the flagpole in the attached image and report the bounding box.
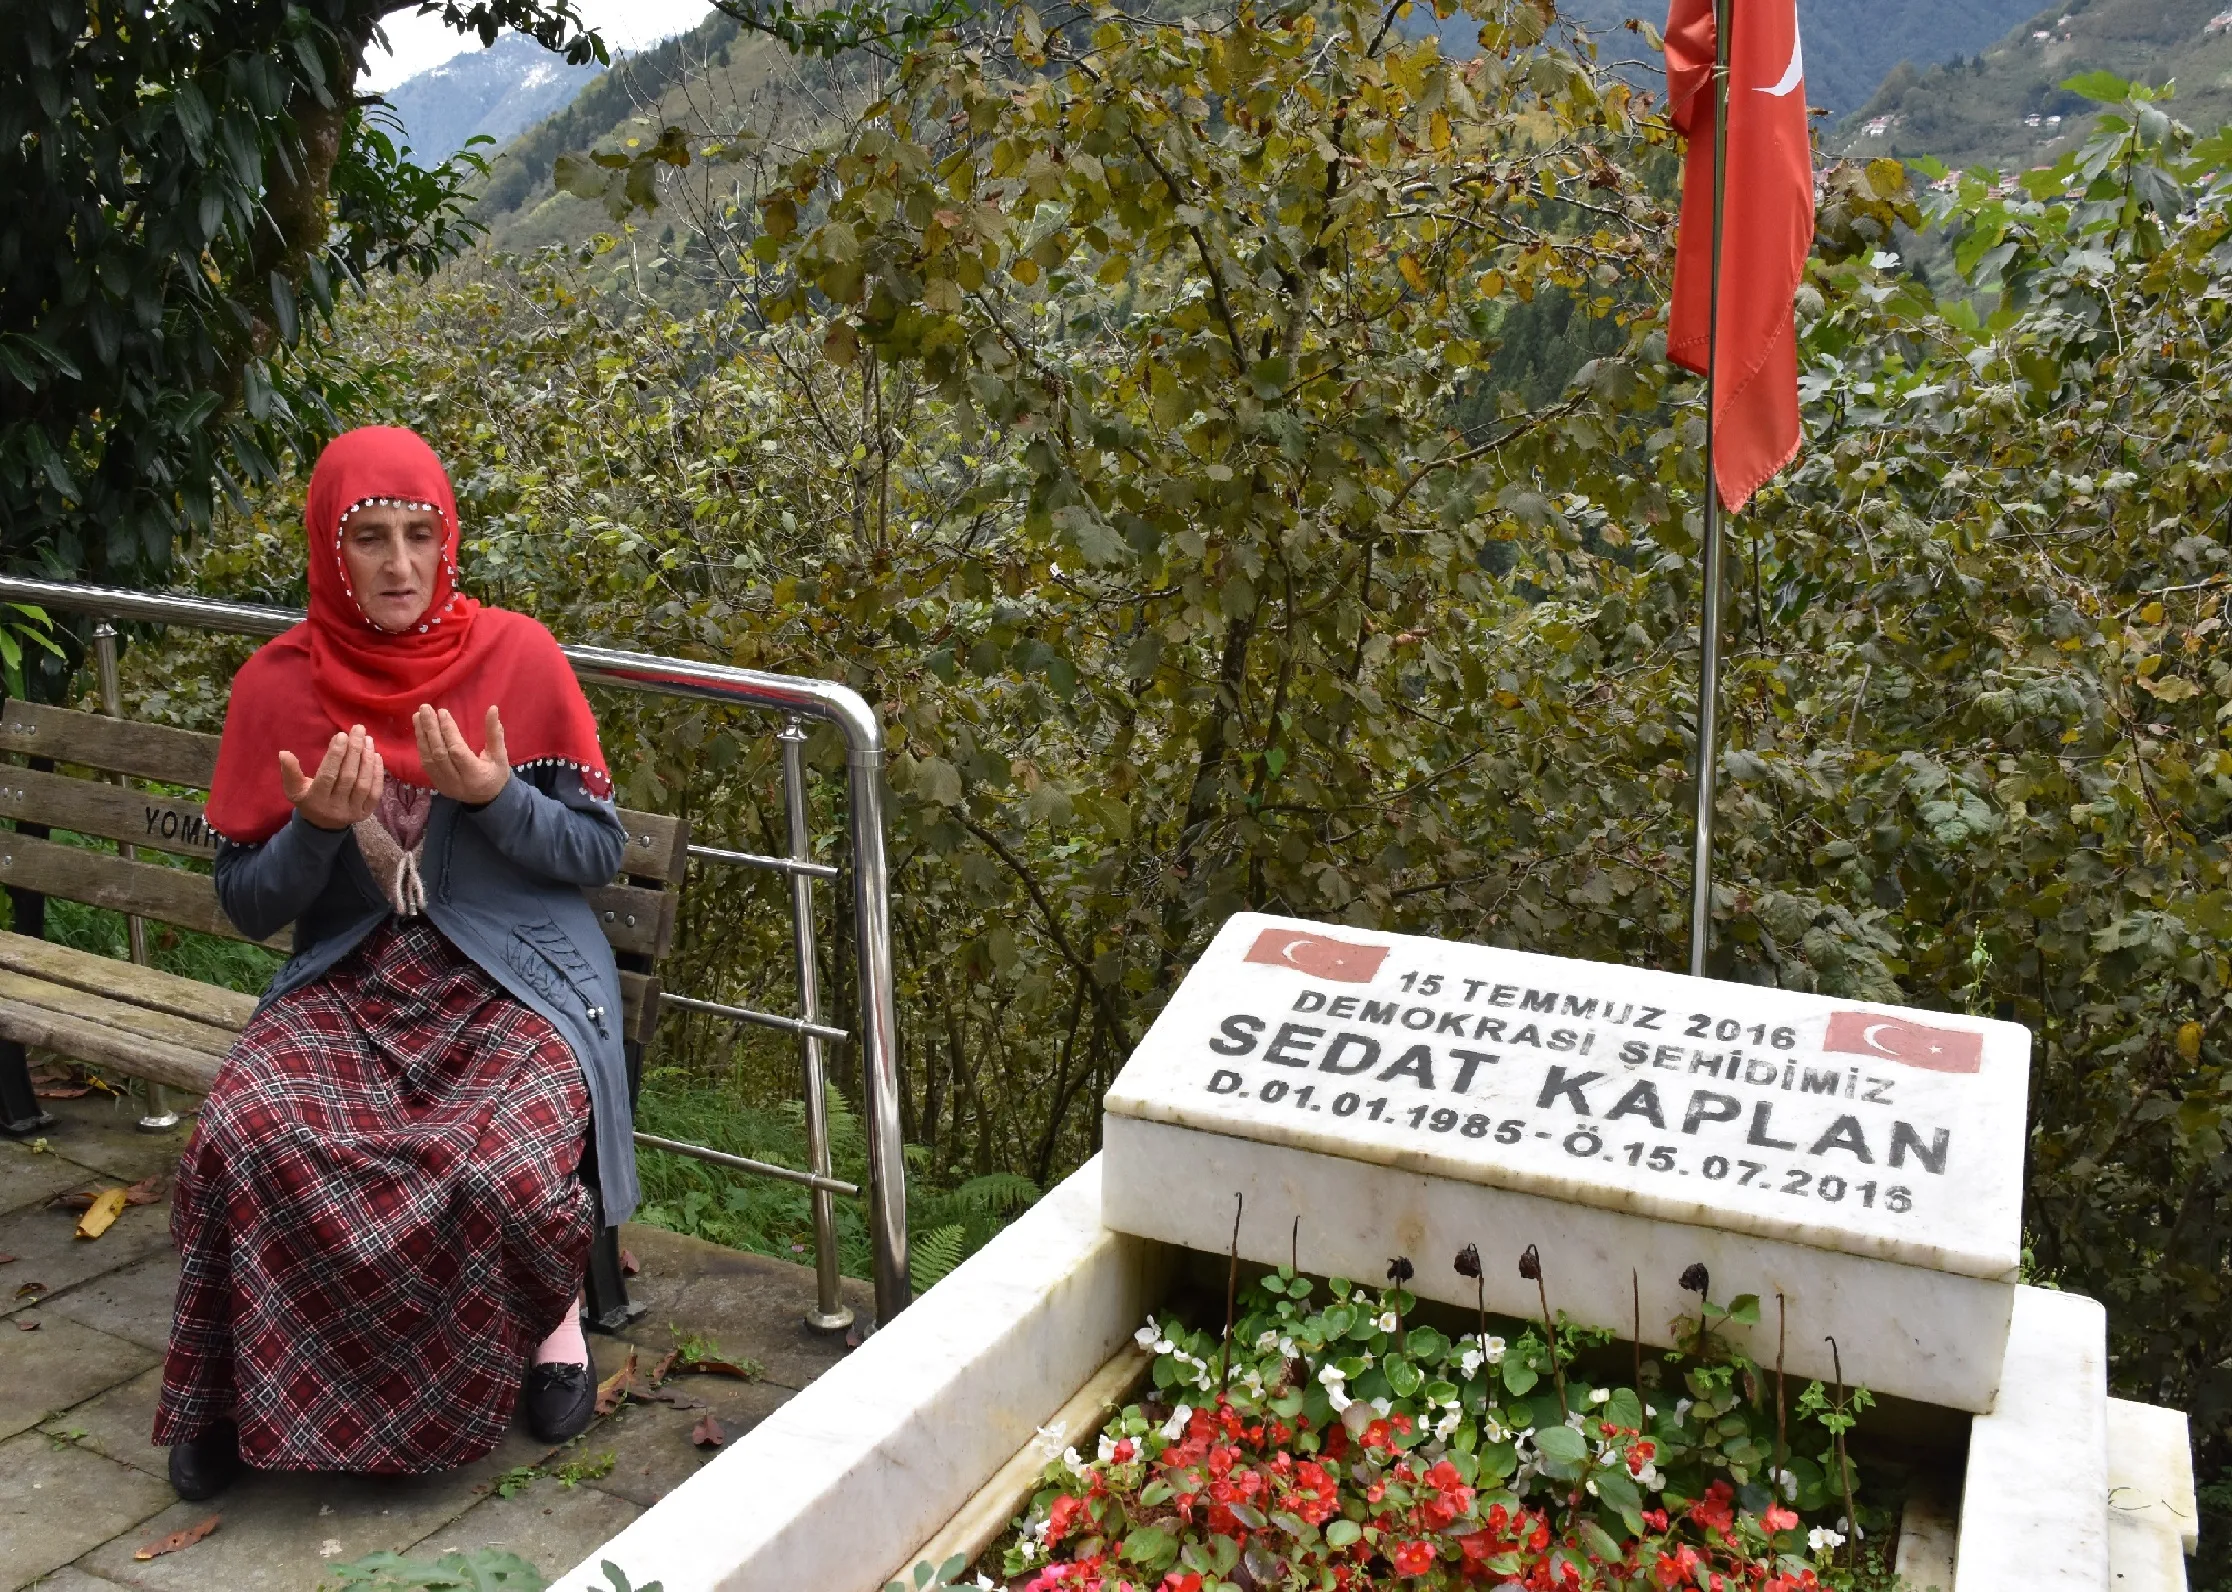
[1686,0,1735,979]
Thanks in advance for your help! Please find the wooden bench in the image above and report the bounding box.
[0,698,689,1327]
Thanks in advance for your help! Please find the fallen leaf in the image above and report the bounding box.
[644,1349,679,1389]
[14,1280,47,1300]
[28,1062,65,1083]
[51,1189,97,1211]
[75,1187,129,1240]
[0,1252,16,1264]
[34,1084,90,1099]
[676,1358,760,1381]
[16,1318,38,1331]
[134,1514,220,1560]
[620,1247,640,1276]
[124,1174,167,1206]
[690,1412,726,1448]
[594,1349,639,1416]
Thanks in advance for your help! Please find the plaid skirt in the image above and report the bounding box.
[154,916,595,1473]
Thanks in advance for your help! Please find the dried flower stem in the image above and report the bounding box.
[1827,1334,1858,1569]
[1290,1214,1300,1277]
[1521,1246,1568,1422]
[1218,1192,1243,1394]
[1631,1270,1643,1396]
[1774,1292,1788,1494]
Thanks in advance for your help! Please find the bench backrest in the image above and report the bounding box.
[0,701,688,1047]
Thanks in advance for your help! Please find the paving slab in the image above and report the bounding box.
[42,1365,167,1479]
[81,1468,503,1592]
[43,1253,181,1357]
[0,1429,174,1592]
[0,1198,174,1321]
[25,1570,139,1591]
[410,1482,641,1583]
[612,1222,870,1392]
[0,1314,158,1440]
[13,1093,191,1185]
[583,1376,792,1509]
[0,1146,101,1218]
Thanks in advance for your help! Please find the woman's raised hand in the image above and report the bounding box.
[415,703,512,806]
[280,726,384,831]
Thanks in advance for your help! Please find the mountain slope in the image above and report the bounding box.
[1554,0,2048,114]
[1831,0,2232,171]
[379,32,606,165]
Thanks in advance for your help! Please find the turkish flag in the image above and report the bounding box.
[1664,0,1814,512]
[1823,1011,1984,1074]
[1243,929,1390,984]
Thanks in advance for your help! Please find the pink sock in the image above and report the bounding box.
[534,1298,587,1366]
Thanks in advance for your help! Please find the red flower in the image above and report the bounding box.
[1363,1419,1393,1451]
[1390,1540,1436,1576]
[1047,1494,1088,1543]
[1690,1480,1737,1535]
[1159,1575,1203,1592]
[1763,1505,1799,1534]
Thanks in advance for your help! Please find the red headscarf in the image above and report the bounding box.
[205,426,612,844]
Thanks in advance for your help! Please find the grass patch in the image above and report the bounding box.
[632,1070,1037,1292]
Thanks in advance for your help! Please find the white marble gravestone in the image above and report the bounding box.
[1101,912,2031,1412]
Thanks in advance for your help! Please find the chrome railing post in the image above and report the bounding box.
[92,620,177,1132]
[844,719,911,1323]
[783,717,852,1334]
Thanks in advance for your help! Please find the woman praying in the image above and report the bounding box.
[157,426,636,1499]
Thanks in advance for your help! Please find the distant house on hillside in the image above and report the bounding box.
[2208,8,2232,35]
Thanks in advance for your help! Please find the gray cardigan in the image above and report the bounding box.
[213,766,639,1224]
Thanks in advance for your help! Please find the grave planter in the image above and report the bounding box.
[547,916,2199,1592]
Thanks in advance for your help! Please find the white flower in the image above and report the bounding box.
[1585,1478,1599,1496]
[1371,1396,1393,1416]
[1030,1420,1069,1460]
[1280,1337,1297,1357]
[1376,1311,1400,1332]
[1776,1467,1798,1499]
[1160,1403,1193,1441]
[1319,1364,1347,1388]
[1482,1335,1508,1364]
[1636,1462,1664,1489]
[1589,1387,1611,1405]
[1808,1527,1846,1555]
[1134,1318,1161,1350]
[1018,1538,1041,1563]
[1256,1329,1281,1351]
[1458,1348,1484,1378]
[975,1578,999,1590]
[1061,1446,1085,1472]
[1674,1398,1694,1423]
[1097,1430,1128,1463]
[1327,1385,1354,1412]
[1434,1410,1462,1440]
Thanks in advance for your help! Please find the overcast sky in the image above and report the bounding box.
[360,1,717,91]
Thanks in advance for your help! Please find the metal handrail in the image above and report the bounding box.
[0,574,912,1324]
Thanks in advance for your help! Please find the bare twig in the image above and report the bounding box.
[1218,1192,1244,1394]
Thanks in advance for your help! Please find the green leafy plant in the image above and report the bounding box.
[320,1548,544,1591]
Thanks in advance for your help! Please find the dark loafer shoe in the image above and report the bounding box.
[168,1419,241,1501]
[525,1341,598,1444]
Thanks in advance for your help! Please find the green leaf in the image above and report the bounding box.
[2061,70,2130,104]
[1534,1424,1587,1465]
[1725,1293,1761,1325]
[1325,1519,1362,1548]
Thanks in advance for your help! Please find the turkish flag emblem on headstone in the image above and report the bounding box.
[1243,929,1390,984]
[1823,1011,1983,1073]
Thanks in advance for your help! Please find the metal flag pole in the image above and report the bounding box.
[1686,0,1736,979]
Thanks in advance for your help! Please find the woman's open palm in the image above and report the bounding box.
[415,704,512,805]
[280,726,384,830]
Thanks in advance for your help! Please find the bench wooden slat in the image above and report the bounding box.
[1,699,221,786]
[0,996,221,1094]
[0,967,239,1057]
[0,833,288,949]
[0,766,221,859]
[0,931,258,1029]
[1,703,688,882]
[584,882,676,959]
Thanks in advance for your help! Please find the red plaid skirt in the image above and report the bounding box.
[155,917,595,1473]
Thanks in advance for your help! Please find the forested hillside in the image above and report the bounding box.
[1834,0,2232,170]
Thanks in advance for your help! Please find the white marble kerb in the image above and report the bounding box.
[1104,912,2029,1280]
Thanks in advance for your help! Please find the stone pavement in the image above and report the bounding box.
[3,1091,873,1592]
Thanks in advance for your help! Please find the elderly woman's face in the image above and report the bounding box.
[341,503,443,632]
